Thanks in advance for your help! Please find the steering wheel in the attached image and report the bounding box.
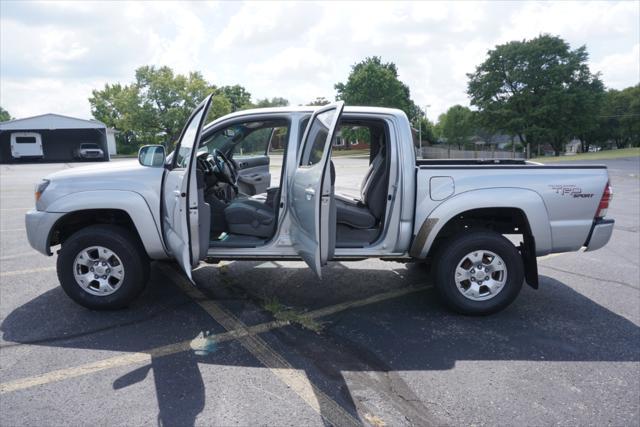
[211,148,238,188]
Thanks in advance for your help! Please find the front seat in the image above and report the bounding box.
[223,189,279,238]
[335,145,388,229]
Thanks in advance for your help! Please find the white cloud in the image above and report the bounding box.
[592,44,640,89]
[0,78,104,119]
[1,0,638,121]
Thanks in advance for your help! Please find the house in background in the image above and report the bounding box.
[565,139,582,155]
[0,113,116,163]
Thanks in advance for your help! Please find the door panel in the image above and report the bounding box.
[235,155,270,195]
[162,95,213,280]
[289,102,344,278]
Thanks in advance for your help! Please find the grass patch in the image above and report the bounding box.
[263,297,323,333]
[531,147,640,163]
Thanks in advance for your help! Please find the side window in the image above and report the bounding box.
[336,126,371,150]
[300,109,335,166]
[16,137,36,144]
[174,107,206,168]
[268,126,288,153]
[200,120,290,158]
[234,128,271,157]
[298,118,310,145]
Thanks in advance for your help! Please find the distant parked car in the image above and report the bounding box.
[74,143,105,160]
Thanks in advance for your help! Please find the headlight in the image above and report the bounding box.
[34,179,50,202]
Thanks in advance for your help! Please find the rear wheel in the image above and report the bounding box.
[57,225,149,310]
[433,231,524,315]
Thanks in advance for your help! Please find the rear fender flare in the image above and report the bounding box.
[411,188,552,259]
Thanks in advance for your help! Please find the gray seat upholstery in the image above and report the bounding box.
[224,198,276,238]
[223,188,279,238]
[333,195,376,228]
[335,146,387,229]
[223,145,387,238]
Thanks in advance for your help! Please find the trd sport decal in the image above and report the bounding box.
[549,184,594,198]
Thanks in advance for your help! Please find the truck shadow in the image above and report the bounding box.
[2,261,639,426]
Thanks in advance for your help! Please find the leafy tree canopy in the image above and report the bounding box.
[467,34,604,155]
[0,106,12,122]
[597,85,640,148]
[436,105,475,149]
[307,97,330,106]
[89,66,235,149]
[254,97,289,108]
[335,56,421,121]
[218,85,252,112]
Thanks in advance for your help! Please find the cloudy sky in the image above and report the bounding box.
[1,1,638,121]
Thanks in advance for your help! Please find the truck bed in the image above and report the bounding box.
[414,162,610,256]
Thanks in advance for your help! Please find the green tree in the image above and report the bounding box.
[90,66,233,150]
[218,85,252,112]
[335,56,421,121]
[437,105,475,149]
[206,95,232,125]
[598,85,640,148]
[307,97,330,106]
[254,97,289,108]
[339,126,370,151]
[467,34,604,156]
[89,83,141,149]
[133,66,216,146]
[0,106,11,122]
[415,116,436,145]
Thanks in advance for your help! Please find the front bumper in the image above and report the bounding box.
[584,218,614,252]
[25,209,65,256]
[80,151,104,158]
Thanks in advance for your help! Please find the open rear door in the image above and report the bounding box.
[162,95,213,281]
[289,102,344,278]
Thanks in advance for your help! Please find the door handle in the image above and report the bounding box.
[304,188,315,200]
[173,190,185,197]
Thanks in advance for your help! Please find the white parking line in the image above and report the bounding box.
[0,251,39,261]
[163,264,363,427]
[0,265,430,418]
[0,266,56,277]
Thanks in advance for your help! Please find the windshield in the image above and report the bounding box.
[199,119,289,158]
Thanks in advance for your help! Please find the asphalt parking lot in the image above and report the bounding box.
[1,157,639,426]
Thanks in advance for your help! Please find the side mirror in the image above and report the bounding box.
[138,145,166,167]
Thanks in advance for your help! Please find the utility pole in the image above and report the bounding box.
[420,104,431,158]
[418,121,422,156]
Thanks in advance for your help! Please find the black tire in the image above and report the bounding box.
[433,230,524,315]
[57,225,150,310]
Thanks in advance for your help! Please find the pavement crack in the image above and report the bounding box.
[539,264,639,290]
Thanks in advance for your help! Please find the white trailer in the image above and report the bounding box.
[10,132,43,159]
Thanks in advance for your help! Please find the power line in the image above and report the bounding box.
[597,113,640,118]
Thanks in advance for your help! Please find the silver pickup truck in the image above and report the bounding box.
[25,96,614,315]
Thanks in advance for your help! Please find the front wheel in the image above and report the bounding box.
[57,225,150,310]
[433,231,524,315]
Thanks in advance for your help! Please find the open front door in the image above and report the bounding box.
[289,102,344,278]
[162,95,213,280]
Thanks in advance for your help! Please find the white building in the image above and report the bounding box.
[0,113,117,163]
